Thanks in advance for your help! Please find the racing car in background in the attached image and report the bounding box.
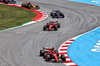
[0,0,16,4]
[21,2,40,10]
[40,47,66,62]
[50,10,64,18]
[43,21,60,31]
[40,47,55,56]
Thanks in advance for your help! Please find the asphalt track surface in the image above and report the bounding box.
[0,0,100,66]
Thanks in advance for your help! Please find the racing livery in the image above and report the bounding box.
[43,21,60,31]
[21,2,40,10]
[50,10,64,18]
[40,47,66,62]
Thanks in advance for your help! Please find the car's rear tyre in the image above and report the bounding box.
[63,15,65,18]
[61,55,66,61]
[36,5,40,9]
[14,1,16,3]
[61,14,64,18]
[22,4,25,7]
[57,23,60,28]
[53,26,58,31]
[50,13,53,16]
[43,25,47,30]
[40,50,45,56]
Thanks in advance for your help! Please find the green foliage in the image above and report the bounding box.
[0,4,37,30]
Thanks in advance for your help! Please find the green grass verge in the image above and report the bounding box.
[0,4,37,30]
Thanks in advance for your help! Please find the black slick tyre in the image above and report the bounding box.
[54,26,58,31]
[61,55,66,61]
[36,5,40,9]
[40,50,45,56]
[43,25,46,30]
[57,23,60,28]
[45,54,51,61]
[50,13,53,16]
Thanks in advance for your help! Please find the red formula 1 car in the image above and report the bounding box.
[43,21,60,31]
[40,47,66,62]
[44,50,66,62]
